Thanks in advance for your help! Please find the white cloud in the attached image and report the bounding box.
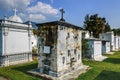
[27,2,58,15]
[29,14,46,22]
[0,0,58,22]
[0,0,31,10]
[18,13,26,18]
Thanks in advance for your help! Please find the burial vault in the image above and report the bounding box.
[36,20,86,78]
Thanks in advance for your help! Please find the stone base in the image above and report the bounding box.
[0,53,32,66]
[27,65,90,80]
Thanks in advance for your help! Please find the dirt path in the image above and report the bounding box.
[0,76,10,80]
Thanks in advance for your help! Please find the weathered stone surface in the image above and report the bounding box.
[37,21,84,78]
[28,65,90,80]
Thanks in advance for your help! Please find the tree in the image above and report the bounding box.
[112,28,120,36]
[104,22,111,32]
[83,14,111,38]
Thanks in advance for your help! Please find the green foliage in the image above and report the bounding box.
[32,48,38,53]
[33,29,38,36]
[84,14,111,38]
[82,37,89,58]
[112,28,120,36]
[104,23,111,32]
[77,51,120,80]
[82,32,90,58]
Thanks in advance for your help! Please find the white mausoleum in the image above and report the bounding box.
[0,9,32,66]
[83,31,108,61]
[85,38,102,60]
[99,32,115,51]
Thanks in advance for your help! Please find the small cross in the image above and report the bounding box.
[60,8,65,21]
[13,8,18,16]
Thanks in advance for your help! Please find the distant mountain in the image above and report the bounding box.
[24,21,38,29]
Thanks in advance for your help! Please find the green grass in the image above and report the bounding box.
[77,51,120,80]
[0,51,120,80]
[0,61,42,80]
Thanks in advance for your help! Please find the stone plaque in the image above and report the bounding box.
[44,46,50,54]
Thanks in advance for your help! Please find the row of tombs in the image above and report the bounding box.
[83,31,120,61]
[0,9,120,79]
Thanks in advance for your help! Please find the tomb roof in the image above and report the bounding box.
[36,21,83,30]
[85,38,101,41]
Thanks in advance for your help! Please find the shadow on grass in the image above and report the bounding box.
[94,70,120,80]
[12,62,38,73]
[12,63,52,80]
[103,58,120,64]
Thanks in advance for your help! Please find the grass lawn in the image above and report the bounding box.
[77,51,120,80]
[0,51,120,80]
[0,61,42,80]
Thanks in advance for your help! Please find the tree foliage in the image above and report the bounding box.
[82,32,89,58]
[84,14,111,38]
[33,29,38,36]
[112,28,120,36]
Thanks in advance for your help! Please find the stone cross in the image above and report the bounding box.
[13,8,18,16]
[60,8,65,21]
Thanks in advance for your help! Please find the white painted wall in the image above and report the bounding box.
[87,39,102,60]
[106,42,110,53]
[2,28,31,55]
[0,27,2,55]
[0,20,32,56]
[114,36,119,49]
[94,41,101,58]
[118,37,120,48]
[31,34,37,48]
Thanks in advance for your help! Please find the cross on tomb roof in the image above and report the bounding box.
[13,8,18,16]
[60,8,65,22]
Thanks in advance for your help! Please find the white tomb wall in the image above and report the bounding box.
[0,9,33,66]
[2,28,31,55]
[0,27,2,55]
[94,41,101,58]
[118,37,119,48]
[114,36,119,49]
[106,42,110,53]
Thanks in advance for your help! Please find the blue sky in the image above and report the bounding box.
[0,0,120,28]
